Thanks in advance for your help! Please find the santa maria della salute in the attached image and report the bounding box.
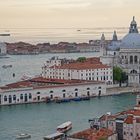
[102,16,140,86]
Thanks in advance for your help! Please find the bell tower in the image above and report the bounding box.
[100,33,107,56]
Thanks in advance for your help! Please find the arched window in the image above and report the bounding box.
[29,93,32,99]
[63,93,65,98]
[75,88,78,91]
[134,56,138,63]
[13,95,16,101]
[130,69,137,74]
[62,89,66,92]
[130,56,133,64]
[50,94,53,99]
[4,95,7,102]
[20,94,23,100]
[75,92,78,97]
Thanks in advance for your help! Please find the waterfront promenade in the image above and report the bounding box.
[106,86,136,96]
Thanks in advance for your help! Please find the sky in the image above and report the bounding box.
[0,0,140,28]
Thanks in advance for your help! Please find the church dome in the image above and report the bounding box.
[121,16,140,49]
[121,33,140,48]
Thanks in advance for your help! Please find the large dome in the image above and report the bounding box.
[120,16,140,49]
[121,33,140,48]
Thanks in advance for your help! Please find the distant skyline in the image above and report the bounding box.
[0,0,140,28]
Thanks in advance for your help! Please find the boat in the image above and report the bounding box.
[72,97,82,101]
[57,121,72,133]
[16,133,31,139]
[2,64,12,69]
[0,33,10,36]
[44,132,64,140]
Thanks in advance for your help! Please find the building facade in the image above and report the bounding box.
[42,57,113,85]
[0,77,106,106]
[90,95,140,140]
[0,42,7,56]
[119,16,140,86]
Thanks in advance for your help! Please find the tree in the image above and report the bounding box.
[113,66,128,87]
[77,57,86,62]
[113,66,122,85]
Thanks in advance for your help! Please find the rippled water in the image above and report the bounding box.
[0,94,136,140]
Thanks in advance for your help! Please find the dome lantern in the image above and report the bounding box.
[129,16,139,33]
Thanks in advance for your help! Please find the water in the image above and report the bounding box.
[0,27,130,44]
[0,94,136,140]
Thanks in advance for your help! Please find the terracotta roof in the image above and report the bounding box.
[70,128,114,140]
[0,77,104,91]
[124,115,133,124]
[50,62,110,70]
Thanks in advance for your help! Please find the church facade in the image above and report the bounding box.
[119,17,140,86]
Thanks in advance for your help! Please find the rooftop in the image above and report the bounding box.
[0,77,104,91]
[70,128,114,140]
[50,57,110,70]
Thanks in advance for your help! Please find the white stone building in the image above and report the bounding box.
[0,77,106,106]
[42,57,113,85]
[0,42,7,56]
[119,16,140,86]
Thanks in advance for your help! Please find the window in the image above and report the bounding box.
[87,91,90,96]
[50,91,53,93]
[75,92,78,97]
[13,95,16,101]
[20,94,23,100]
[75,88,78,91]
[37,92,40,94]
[87,88,90,90]
[63,94,65,98]
[29,93,32,99]
[134,55,138,63]
[4,96,7,102]
[62,89,66,92]
[130,132,133,136]
[130,56,133,64]
[50,94,53,99]
[98,87,101,89]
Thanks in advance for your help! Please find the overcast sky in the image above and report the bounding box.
[0,0,140,28]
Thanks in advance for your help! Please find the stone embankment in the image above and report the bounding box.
[106,86,140,96]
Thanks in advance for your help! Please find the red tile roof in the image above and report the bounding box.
[49,57,110,70]
[124,115,133,124]
[0,77,104,91]
[70,128,114,140]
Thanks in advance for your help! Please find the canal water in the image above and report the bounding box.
[0,94,136,140]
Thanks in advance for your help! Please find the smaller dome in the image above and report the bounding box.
[121,33,140,48]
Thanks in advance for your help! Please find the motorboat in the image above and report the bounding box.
[57,121,72,133]
[44,132,64,140]
[16,133,31,139]
[2,64,12,69]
